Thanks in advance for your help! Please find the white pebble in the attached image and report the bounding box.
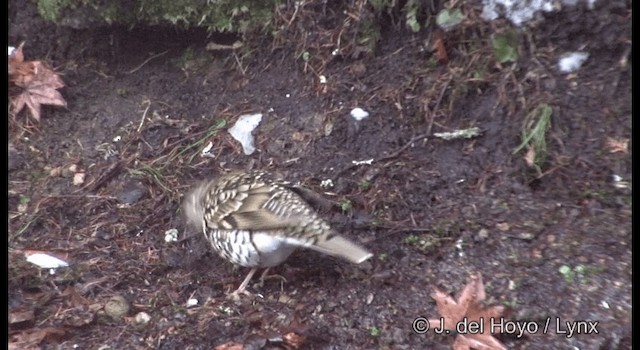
[201,142,214,158]
[26,252,69,269]
[164,229,179,243]
[135,312,151,324]
[73,173,86,186]
[350,108,369,121]
[320,179,334,188]
[228,113,263,155]
[558,52,589,73]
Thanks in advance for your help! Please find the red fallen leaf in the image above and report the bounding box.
[429,273,507,350]
[453,333,507,350]
[433,32,449,64]
[9,42,67,122]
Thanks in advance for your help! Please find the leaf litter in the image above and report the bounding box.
[9,42,67,122]
[429,273,508,350]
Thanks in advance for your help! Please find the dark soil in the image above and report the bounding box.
[9,1,631,349]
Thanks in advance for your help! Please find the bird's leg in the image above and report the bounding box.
[228,267,258,300]
[255,267,287,289]
[255,267,271,288]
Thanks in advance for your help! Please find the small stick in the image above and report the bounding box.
[337,133,430,177]
[127,50,170,74]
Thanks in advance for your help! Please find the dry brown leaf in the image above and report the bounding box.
[61,286,90,307]
[606,137,629,154]
[214,341,244,350]
[282,331,305,349]
[9,310,35,324]
[429,273,507,350]
[9,326,66,349]
[454,334,507,350]
[9,42,67,122]
[523,145,536,167]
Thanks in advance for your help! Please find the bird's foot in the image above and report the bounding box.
[227,268,258,300]
[227,287,253,301]
[254,268,288,289]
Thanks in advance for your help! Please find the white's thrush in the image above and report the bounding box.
[183,170,373,296]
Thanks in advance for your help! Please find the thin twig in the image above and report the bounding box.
[127,50,170,74]
[425,76,452,136]
[337,133,430,177]
[376,134,430,163]
[233,52,247,75]
[137,101,151,132]
[83,160,124,193]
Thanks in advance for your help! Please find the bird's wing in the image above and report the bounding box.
[204,177,313,231]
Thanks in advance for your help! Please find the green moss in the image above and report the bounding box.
[36,0,76,22]
[35,0,281,34]
[35,0,437,42]
[135,0,280,33]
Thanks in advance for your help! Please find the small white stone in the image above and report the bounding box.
[558,52,589,73]
[320,179,334,188]
[26,252,69,269]
[201,142,214,158]
[8,46,15,55]
[455,238,464,257]
[73,173,86,186]
[135,312,151,324]
[164,229,179,243]
[113,135,121,142]
[187,298,199,307]
[228,113,263,155]
[319,75,327,84]
[350,108,369,121]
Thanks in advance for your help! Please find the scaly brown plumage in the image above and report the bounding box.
[183,170,373,296]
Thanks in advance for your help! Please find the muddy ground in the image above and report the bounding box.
[8,1,631,349]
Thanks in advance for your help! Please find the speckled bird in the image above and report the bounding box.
[183,170,373,296]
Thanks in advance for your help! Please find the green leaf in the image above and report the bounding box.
[407,7,421,32]
[436,8,464,31]
[492,30,519,63]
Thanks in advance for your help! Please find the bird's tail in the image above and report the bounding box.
[310,234,373,264]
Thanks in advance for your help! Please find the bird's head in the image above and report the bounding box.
[182,181,209,229]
